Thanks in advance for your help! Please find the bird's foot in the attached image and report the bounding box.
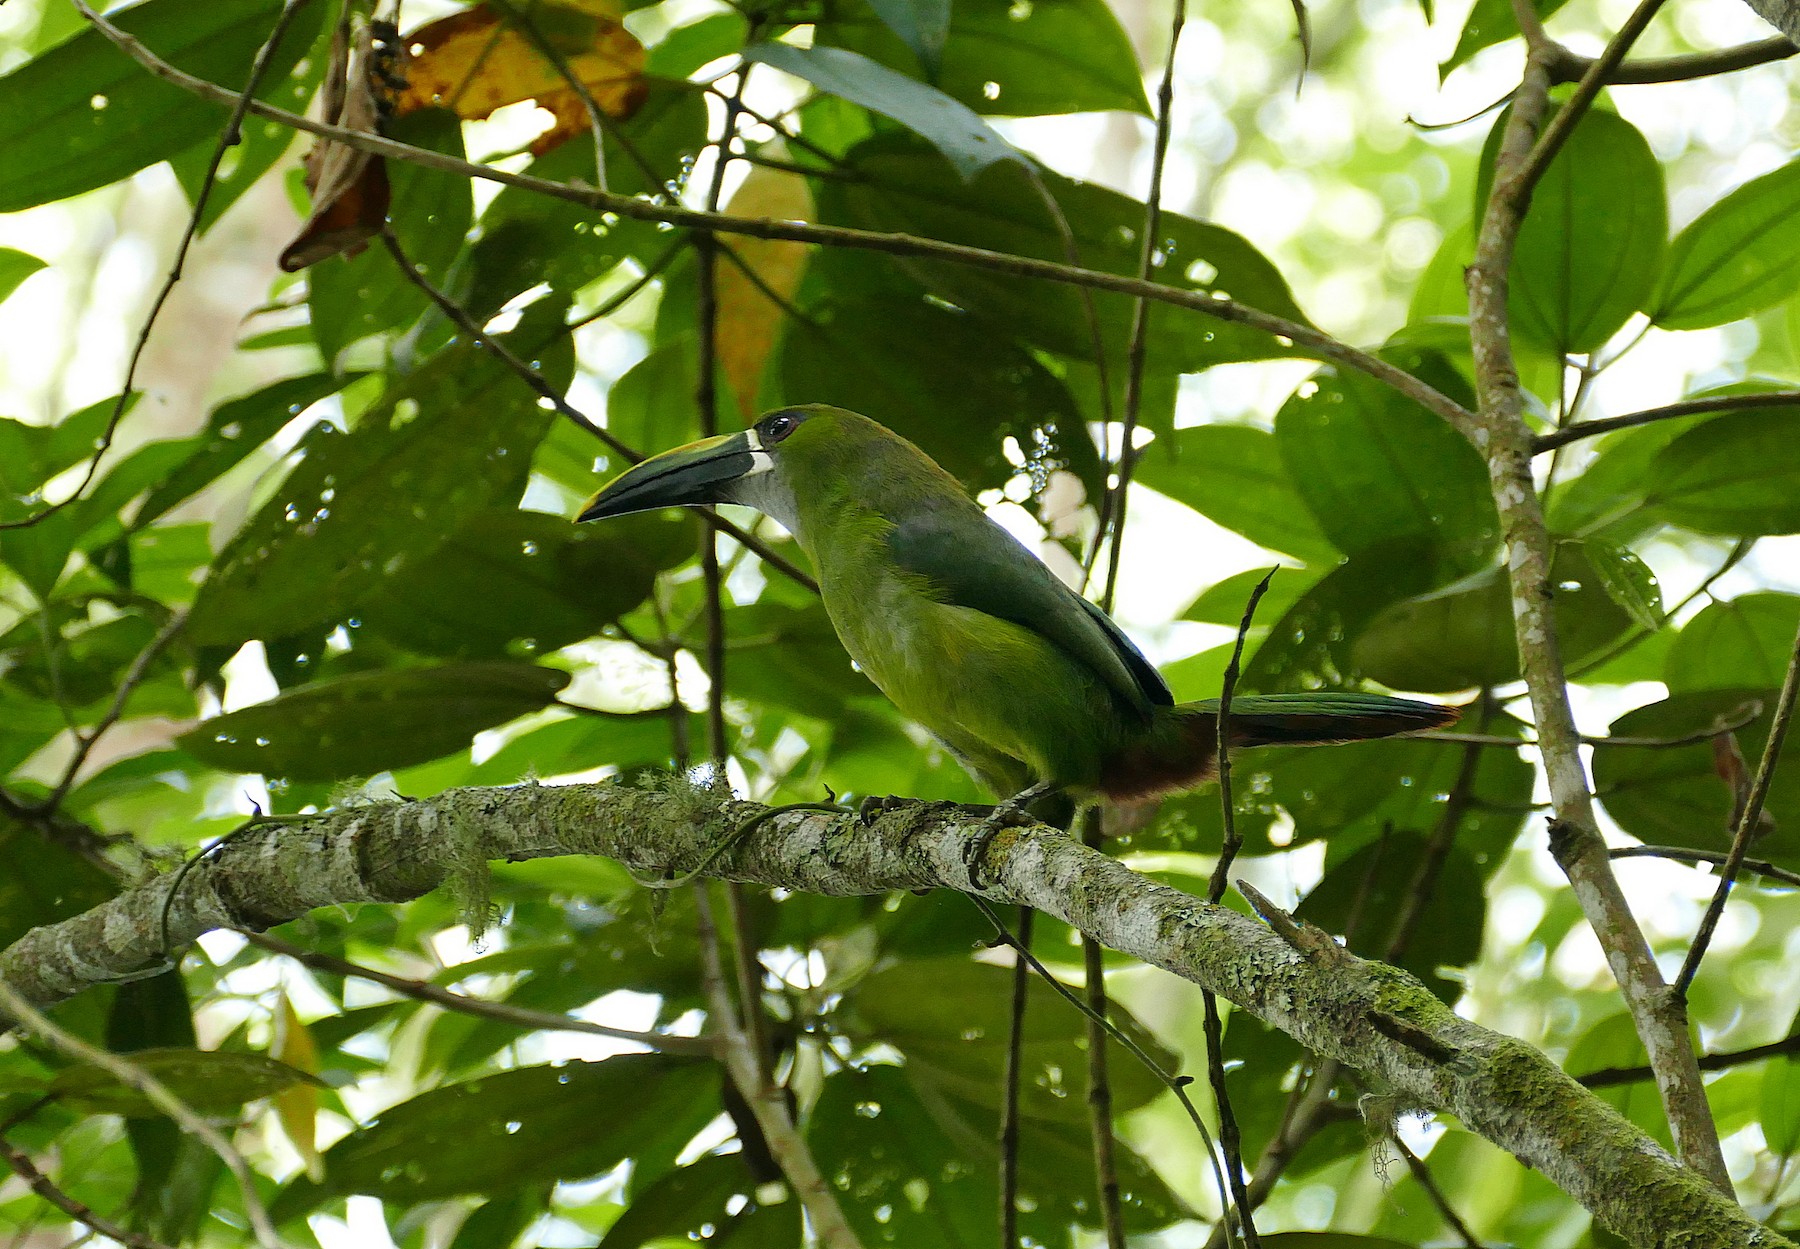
[857,794,919,824]
[964,783,1059,888]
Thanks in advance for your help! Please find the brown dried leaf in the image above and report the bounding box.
[714,166,813,419]
[280,19,403,271]
[396,0,647,155]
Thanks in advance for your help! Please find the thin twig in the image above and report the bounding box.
[1533,390,1800,453]
[1545,34,1794,84]
[1099,0,1188,608]
[0,978,285,1248]
[998,905,1033,1249]
[1609,845,1800,890]
[246,933,715,1054]
[692,887,864,1249]
[65,0,1480,443]
[378,227,819,593]
[1,1135,172,1249]
[1580,1029,1800,1087]
[2,0,312,534]
[35,607,188,816]
[1390,1135,1487,1248]
[1674,616,1800,998]
[565,238,687,330]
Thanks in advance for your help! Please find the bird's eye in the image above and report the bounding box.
[760,412,798,444]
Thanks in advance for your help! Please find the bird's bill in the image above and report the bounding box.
[576,432,762,522]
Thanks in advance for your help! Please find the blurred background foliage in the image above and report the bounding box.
[2,0,1800,1244]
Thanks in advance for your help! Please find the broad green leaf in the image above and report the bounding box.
[1763,1058,1800,1156]
[1242,548,1444,693]
[823,0,1150,117]
[0,393,133,520]
[606,334,719,455]
[776,295,1101,503]
[818,133,1310,383]
[308,110,472,364]
[1593,688,1800,858]
[1352,541,1634,692]
[1134,425,1339,564]
[0,248,46,305]
[272,1056,717,1214]
[1275,349,1495,576]
[744,43,1023,181]
[1646,407,1800,535]
[1296,833,1485,1001]
[0,816,114,949]
[451,1193,551,1249]
[359,510,694,659]
[187,307,569,647]
[1477,105,1667,354]
[1585,541,1663,631]
[861,0,951,75]
[49,1049,322,1117]
[135,372,351,528]
[597,1153,798,1249]
[0,0,326,212]
[1665,593,1800,693]
[1543,422,1687,543]
[1183,566,1315,627]
[461,712,701,786]
[1443,0,1570,73]
[178,662,570,781]
[1653,157,1800,329]
[644,13,748,78]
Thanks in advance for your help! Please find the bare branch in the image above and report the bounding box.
[1,1134,173,1249]
[1609,845,1800,891]
[1533,390,1800,453]
[1547,34,1795,84]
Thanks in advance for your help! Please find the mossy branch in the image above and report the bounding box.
[0,782,1781,1249]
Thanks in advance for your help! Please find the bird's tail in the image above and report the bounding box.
[1196,692,1462,748]
[1099,693,1460,803]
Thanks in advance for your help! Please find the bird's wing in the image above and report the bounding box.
[887,509,1173,710]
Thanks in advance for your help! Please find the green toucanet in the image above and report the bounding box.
[577,405,1458,809]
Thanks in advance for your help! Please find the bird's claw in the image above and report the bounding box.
[963,802,1035,888]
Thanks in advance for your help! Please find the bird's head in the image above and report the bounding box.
[575,405,853,533]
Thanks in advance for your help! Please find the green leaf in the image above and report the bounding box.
[1763,1058,1800,1156]
[597,1153,798,1249]
[818,133,1310,382]
[1585,541,1663,631]
[1646,407,1800,535]
[1476,105,1667,354]
[1652,157,1800,329]
[1593,688,1800,858]
[359,510,694,660]
[644,13,748,78]
[135,372,350,529]
[1136,425,1340,564]
[1275,349,1495,576]
[461,712,700,786]
[776,295,1101,503]
[745,43,1023,181]
[0,0,326,212]
[49,1049,322,1117]
[0,816,115,949]
[1543,421,1687,544]
[1665,593,1800,693]
[186,308,568,647]
[861,0,951,75]
[308,109,472,363]
[1242,549,1442,693]
[179,662,569,780]
[0,393,133,519]
[272,1055,718,1214]
[1352,541,1635,692]
[822,0,1150,117]
[0,247,46,305]
[1183,566,1314,627]
[1443,0,1570,74]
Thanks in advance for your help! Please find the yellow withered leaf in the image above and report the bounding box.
[714,166,814,420]
[396,0,647,155]
[272,990,325,1182]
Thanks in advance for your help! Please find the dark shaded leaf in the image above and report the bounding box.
[745,43,1023,180]
[272,1055,717,1213]
[776,295,1101,504]
[823,0,1149,117]
[1653,157,1800,329]
[1665,593,1800,693]
[1594,688,1800,858]
[1135,424,1338,563]
[598,1152,798,1248]
[187,306,569,647]
[359,509,694,659]
[49,1049,322,1117]
[0,0,326,212]
[1646,407,1800,535]
[178,662,570,780]
[1585,541,1663,632]
[1476,105,1666,354]
[0,815,115,950]
[818,134,1309,384]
